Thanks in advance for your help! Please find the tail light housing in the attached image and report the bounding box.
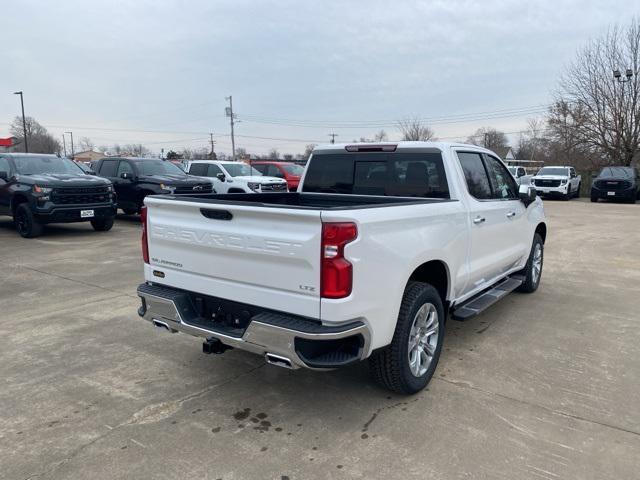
[321,222,357,298]
[141,206,149,264]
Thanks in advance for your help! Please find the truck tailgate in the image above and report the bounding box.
[144,196,322,317]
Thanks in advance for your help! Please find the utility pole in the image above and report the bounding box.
[483,132,489,148]
[209,133,216,159]
[13,91,28,153]
[328,133,338,144]
[225,96,236,160]
[62,134,67,157]
[65,131,74,159]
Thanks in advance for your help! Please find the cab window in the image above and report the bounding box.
[484,155,518,200]
[457,152,492,200]
[99,159,118,177]
[117,160,134,177]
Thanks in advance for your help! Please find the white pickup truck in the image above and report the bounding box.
[137,142,547,394]
[531,166,581,200]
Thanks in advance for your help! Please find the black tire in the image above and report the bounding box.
[563,185,571,200]
[575,183,581,198]
[516,233,544,293]
[91,216,115,232]
[590,193,598,203]
[369,282,445,394]
[122,208,138,215]
[14,203,44,238]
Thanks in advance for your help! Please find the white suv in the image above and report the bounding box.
[186,160,288,193]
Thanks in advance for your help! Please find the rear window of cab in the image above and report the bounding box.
[302,152,450,199]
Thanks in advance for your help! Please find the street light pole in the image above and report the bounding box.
[13,91,28,153]
[62,134,67,157]
[612,68,634,165]
[65,131,74,160]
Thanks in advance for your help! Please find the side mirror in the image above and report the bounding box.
[216,173,226,182]
[519,184,537,207]
[120,172,132,180]
[0,171,8,181]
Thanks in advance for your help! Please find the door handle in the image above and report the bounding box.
[473,216,486,224]
[506,211,516,218]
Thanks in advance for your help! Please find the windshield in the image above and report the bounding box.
[14,156,84,175]
[598,167,633,178]
[136,160,186,176]
[282,163,304,175]
[537,167,568,176]
[222,163,262,177]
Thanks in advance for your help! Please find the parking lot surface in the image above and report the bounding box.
[1,200,639,480]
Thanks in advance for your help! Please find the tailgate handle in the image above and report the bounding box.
[200,208,233,221]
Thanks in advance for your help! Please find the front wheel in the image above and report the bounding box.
[91,216,115,232]
[369,282,444,394]
[14,204,44,238]
[574,183,581,198]
[516,233,544,293]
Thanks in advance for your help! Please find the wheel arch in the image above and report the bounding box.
[535,222,547,243]
[407,260,450,306]
[11,194,30,215]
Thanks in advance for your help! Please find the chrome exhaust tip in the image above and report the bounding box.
[265,353,294,369]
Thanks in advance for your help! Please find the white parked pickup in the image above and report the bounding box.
[137,142,547,394]
[186,160,288,193]
[531,166,581,200]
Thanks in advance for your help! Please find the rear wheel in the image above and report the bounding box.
[516,233,544,293]
[369,282,444,394]
[14,204,44,238]
[91,216,115,232]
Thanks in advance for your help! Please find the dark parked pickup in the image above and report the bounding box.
[93,157,214,214]
[0,153,117,238]
[591,166,639,203]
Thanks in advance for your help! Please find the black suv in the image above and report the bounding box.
[0,153,117,238]
[591,166,639,203]
[93,157,213,214]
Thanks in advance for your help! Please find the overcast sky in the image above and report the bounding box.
[1,0,638,156]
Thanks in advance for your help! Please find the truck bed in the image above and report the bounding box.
[155,192,451,210]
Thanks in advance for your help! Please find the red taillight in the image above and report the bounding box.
[321,222,357,299]
[141,206,149,264]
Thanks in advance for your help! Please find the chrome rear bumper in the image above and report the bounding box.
[136,283,371,370]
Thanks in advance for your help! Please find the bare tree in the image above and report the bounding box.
[515,118,545,160]
[78,137,95,151]
[557,18,640,166]
[397,117,435,141]
[9,116,60,154]
[268,148,280,160]
[466,127,509,151]
[374,129,388,142]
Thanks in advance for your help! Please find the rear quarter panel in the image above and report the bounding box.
[320,200,468,350]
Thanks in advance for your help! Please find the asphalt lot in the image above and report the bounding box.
[1,200,639,480]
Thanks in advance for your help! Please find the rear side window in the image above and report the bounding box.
[99,160,118,177]
[189,163,208,176]
[457,152,492,199]
[302,153,449,198]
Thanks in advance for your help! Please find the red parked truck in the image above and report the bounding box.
[250,161,305,192]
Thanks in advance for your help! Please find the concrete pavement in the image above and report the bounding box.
[1,200,639,480]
